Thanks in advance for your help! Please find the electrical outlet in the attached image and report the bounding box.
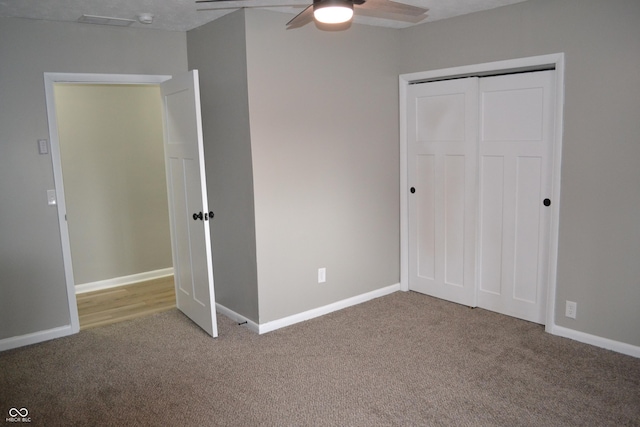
[318,268,326,284]
[565,300,577,319]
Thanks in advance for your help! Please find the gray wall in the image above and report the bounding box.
[0,18,187,340]
[187,11,260,322]
[187,9,401,325]
[244,10,401,323]
[399,0,640,346]
[55,84,172,285]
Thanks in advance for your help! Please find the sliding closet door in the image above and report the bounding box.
[407,78,478,307]
[477,71,555,324]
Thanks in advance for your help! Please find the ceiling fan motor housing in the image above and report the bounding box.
[313,0,354,24]
[284,0,426,30]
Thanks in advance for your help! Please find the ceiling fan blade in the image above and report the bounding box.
[286,4,314,29]
[358,0,427,17]
[354,8,427,23]
[198,3,306,11]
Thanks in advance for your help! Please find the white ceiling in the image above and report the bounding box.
[0,0,527,32]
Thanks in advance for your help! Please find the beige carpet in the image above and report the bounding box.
[1,291,639,426]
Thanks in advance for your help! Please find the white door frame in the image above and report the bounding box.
[399,53,565,331]
[44,72,171,334]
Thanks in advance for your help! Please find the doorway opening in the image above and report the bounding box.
[46,71,219,338]
[45,73,174,332]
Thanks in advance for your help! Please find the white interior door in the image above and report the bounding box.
[161,70,218,337]
[477,71,555,324]
[407,78,478,307]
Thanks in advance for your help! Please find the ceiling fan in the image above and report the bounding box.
[196,0,429,30]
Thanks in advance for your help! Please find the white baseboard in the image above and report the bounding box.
[75,268,174,294]
[216,284,400,335]
[215,303,260,334]
[258,283,401,334]
[0,324,78,352]
[548,324,640,358]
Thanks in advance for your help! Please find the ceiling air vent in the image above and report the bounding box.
[78,14,136,27]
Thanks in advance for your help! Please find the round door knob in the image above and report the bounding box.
[410,187,416,194]
[543,198,551,206]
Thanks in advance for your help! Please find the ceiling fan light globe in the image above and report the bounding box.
[313,2,354,24]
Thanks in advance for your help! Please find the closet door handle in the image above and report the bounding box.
[410,187,416,194]
[543,199,551,207]
[193,212,203,220]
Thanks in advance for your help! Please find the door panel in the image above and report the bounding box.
[444,155,465,287]
[513,156,542,303]
[416,93,466,142]
[416,154,436,280]
[478,155,504,296]
[408,78,478,307]
[161,70,218,337]
[477,71,555,324]
[481,87,544,142]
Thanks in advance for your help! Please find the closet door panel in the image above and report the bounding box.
[408,78,478,307]
[477,71,555,324]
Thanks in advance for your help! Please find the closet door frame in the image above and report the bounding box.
[399,53,565,332]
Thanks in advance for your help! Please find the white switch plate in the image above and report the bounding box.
[47,189,57,206]
[38,139,49,155]
[318,267,326,284]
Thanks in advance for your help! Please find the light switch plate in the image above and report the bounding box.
[47,189,57,206]
[318,267,326,283]
[38,139,49,155]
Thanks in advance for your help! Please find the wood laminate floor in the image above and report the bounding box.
[77,276,176,330]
